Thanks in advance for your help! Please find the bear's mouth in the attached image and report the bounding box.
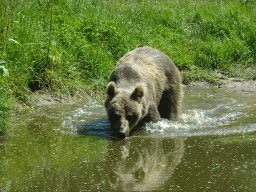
[109,123,128,138]
[114,131,127,138]
[112,125,129,138]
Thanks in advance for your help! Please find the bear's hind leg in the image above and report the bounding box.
[158,88,182,120]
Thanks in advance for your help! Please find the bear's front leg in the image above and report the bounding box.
[148,105,161,121]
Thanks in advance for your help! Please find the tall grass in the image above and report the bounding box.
[0,85,9,135]
[0,62,9,135]
[1,0,256,112]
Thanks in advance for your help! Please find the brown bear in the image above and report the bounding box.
[105,46,183,138]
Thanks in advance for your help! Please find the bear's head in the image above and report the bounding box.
[105,82,145,138]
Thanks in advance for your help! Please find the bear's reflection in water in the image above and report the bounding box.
[106,137,184,191]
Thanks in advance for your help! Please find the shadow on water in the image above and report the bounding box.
[77,118,145,139]
[1,84,256,191]
[77,118,112,138]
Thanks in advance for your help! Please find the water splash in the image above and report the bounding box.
[141,90,256,137]
[61,87,256,138]
[61,100,107,134]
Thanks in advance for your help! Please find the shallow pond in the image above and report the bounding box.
[1,84,256,191]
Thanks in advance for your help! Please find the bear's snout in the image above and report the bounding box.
[119,118,129,137]
[112,117,129,138]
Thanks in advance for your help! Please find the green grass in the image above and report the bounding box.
[0,84,10,135]
[0,60,10,135]
[1,0,256,128]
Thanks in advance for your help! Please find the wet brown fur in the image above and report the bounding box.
[105,46,183,137]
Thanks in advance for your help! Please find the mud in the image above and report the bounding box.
[220,78,256,93]
[24,77,256,108]
[187,77,256,93]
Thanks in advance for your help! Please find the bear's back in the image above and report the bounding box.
[117,46,175,71]
[115,46,179,87]
[110,46,180,104]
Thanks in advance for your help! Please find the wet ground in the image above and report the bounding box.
[1,80,256,191]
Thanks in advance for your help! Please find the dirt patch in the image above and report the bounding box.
[24,77,256,108]
[187,75,256,93]
[219,78,256,93]
[25,90,90,106]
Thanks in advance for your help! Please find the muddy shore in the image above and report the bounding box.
[189,78,256,93]
[27,77,255,107]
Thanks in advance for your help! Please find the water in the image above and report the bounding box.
[1,85,256,191]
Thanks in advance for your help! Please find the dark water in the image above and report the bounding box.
[1,85,256,191]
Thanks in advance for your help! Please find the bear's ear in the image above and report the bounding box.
[131,84,144,103]
[106,82,117,98]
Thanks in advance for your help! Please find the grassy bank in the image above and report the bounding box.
[1,0,256,128]
[0,83,10,135]
[0,62,10,134]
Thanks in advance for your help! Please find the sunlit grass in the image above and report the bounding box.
[0,0,255,124]
[0,61,10,134]
[0,84,10,135]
